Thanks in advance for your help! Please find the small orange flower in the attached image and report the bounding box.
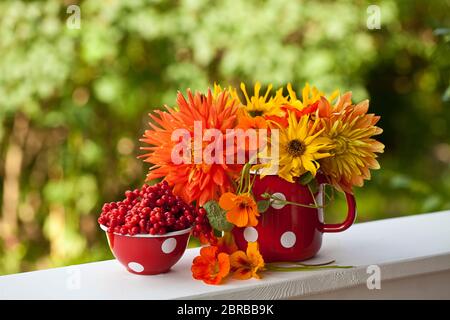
[219,192,259,227]
[230,242,265,280]
[191,246,230,285]
[216,232,239,255]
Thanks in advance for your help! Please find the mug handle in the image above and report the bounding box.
[319,188,357,233]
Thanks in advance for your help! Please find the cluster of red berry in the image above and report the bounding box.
[192,207,214,243]
[98,181,213,239]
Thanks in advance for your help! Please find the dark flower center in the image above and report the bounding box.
[249,110,264,117]
[287,139,305,157]
[239,202,248,210]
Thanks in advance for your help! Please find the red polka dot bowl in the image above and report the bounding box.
[100,225,192,275]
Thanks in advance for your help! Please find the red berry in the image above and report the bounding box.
[179,216,187,224]
[130,226,139,235]
[99,181,201,237]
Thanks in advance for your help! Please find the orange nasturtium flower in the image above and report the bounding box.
[219,192,259,227]
[230,242,265,280]
[191,246,230,285]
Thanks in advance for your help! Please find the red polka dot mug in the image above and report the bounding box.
[232,175,356,262]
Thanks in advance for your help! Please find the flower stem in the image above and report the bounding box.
[262,193,323,209]
[270,259,336,267]
[265,264,353,272]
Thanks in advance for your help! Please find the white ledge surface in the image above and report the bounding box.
[1,211,450,299]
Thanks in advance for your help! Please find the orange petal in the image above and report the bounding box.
[246,242,264,270]
[246,242,259,256]
[213,168,225,185]
[230,251,249,269]
[232,267,253,280]
[191,255,211,280]
[226,209,248,227]
[246,207,259,227]
[199,246,218,263]
[217,252,231,278]
[219,192,237,211]
[191,261,209,280]
[203,275,223,285]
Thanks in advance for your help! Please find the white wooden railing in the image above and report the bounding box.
[1,211,449,299]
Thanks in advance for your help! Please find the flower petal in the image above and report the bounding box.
[226,209,248,227]
[247,208,259,227]
[199,246,218,263]
[232,267,253,280]
[217,252,231,278]
[219,192,237,211]
[246,242,265,272]
[230,251,249,269]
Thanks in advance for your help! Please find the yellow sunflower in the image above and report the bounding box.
[276,112,332,183]
[232,82,285,118]
[317,94,385,193]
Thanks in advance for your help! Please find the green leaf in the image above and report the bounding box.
[298,172,314,185]
[257,200,270,213]
[307,179,319,194]
[260,192,271,199]
[204,200,234,232]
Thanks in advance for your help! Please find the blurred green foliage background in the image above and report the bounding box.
[0,0,449,275]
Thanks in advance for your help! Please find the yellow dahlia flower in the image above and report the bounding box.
[317,94,385,193]
[233,82,285,118]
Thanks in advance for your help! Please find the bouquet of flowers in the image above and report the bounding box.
[98,82,384,283]
[138,82,384,284]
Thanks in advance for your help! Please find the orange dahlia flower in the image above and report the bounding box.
[191,246,230,285]
[230,242,265,280]
[219,192,259,227]
[317,94,385,193]
[140,89,242,205]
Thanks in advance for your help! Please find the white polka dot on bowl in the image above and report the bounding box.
[161,238,177,254]
[128,262,144,273]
